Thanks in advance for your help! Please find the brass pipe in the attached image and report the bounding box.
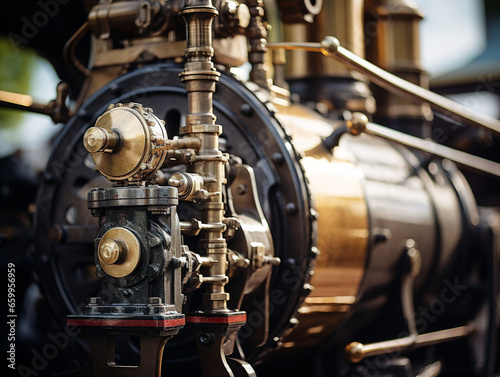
[155,136,202,152]
[179,0,229,313]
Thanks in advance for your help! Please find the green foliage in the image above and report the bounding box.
[0,36,36,129]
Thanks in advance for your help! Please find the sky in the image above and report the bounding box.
[414,0,486,77]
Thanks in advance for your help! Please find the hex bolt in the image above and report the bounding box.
[98,239,123,265]
[95,267,106,279]
[149,236,161,247]
[149,297,162,305]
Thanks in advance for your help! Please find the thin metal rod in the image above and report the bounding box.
[0,90,51,116]
[267,38,500,136]
[346,323,475,362]
[266,42,323,52]
[365,122,500,177]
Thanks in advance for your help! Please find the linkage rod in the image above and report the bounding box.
[266,37,500,136]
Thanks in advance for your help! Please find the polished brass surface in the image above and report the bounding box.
[364,0,424,71]
[98,227,141,278]
[98,239,123,265]
[85,103,168,181]
[276,104,369,349]
[346,111,368,135]
[168,172,205,201]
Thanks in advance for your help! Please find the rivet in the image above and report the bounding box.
[271,152,284,165]
[285,202,297,215]
[240,104,253,116]
[236,184,247,195]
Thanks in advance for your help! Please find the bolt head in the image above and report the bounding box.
[99,240,122,265]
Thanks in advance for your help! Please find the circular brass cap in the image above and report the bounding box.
[98,227,141,278]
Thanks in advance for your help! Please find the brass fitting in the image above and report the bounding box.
[168,172,205,201]
[98,239,123,265]
[83,127,120,153]
[83,103,168,182]
[97,227,141,278]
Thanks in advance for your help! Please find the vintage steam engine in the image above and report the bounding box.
[1,0,499,376]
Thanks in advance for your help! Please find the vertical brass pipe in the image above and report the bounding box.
[364,0,433,137]
[180,0,229,312]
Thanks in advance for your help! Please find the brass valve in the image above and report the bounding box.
[83,103,168,182]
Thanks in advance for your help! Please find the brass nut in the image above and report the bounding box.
[203,292,230,301]
[98,240,123,265]
[97,227,141,278]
